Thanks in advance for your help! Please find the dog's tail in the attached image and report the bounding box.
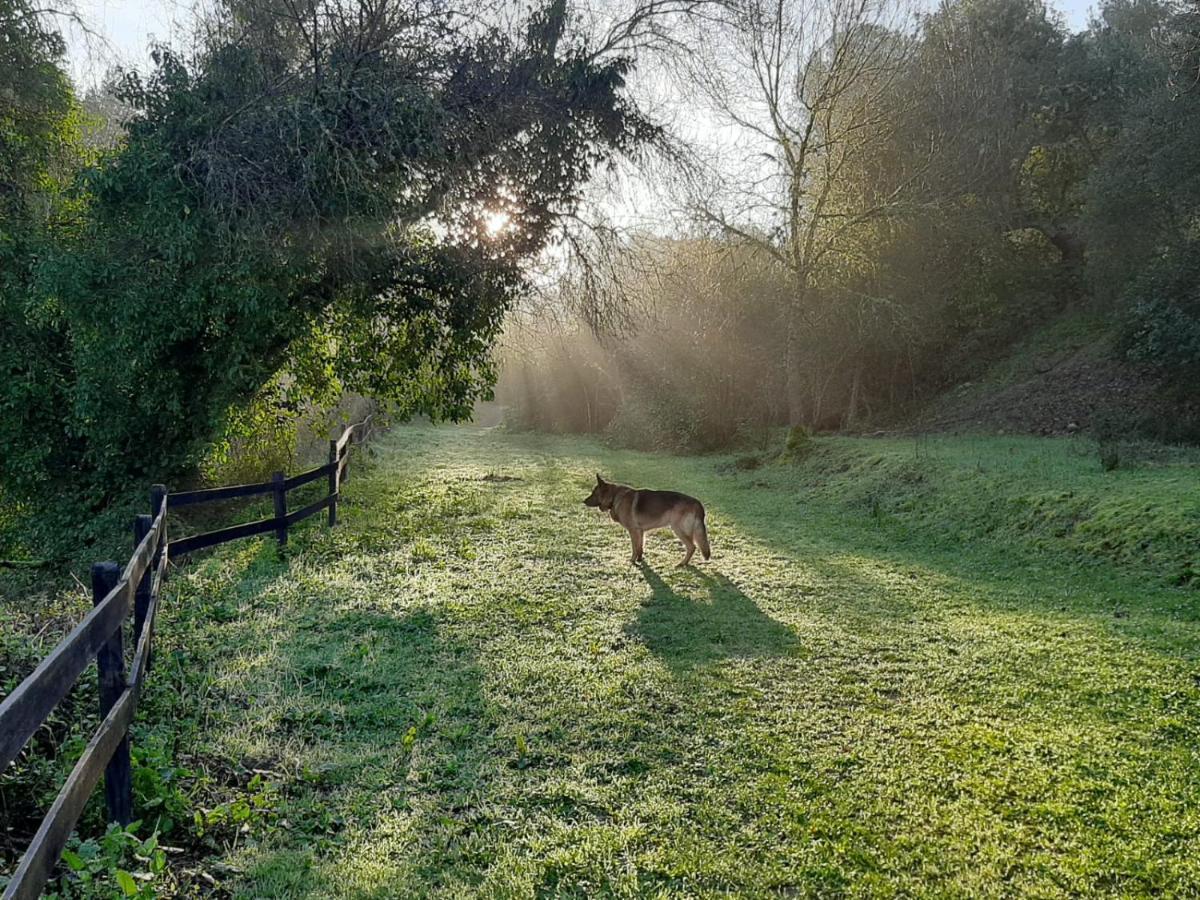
[694,508,711,560]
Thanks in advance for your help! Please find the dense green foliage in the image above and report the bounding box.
[0,0,658,519]
[507,0,1200,445]
[0,2,85,516]
[7,424,1196,894]
[0,2,76,215]
[1077,1,1200,385]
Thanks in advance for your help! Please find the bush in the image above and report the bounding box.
[199,385,377,486]
[783,425,814,460]
[603,388,707,453]
[1122,247,1200,379]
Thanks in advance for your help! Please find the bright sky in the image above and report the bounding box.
[64,0,1100,88]
[64,0,203,88]
[1055,0,1099,29]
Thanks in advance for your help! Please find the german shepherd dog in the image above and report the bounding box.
[582,474,712,566]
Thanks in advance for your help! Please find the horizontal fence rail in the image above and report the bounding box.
[164,413,373,559]
[0,415,375,900]
[165,480,276,507]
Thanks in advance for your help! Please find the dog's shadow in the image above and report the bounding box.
[628,565,802,673]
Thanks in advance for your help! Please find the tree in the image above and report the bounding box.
[678,0,931,425]
[1,0,692,508]
[497,234,792,449]
[1080,0,1200,386]
[0,1,87,503]
[0,1,77,216]
[875,0,1069,390]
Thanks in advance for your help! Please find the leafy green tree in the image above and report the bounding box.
[1094,0,1200,380]
[1072,0,1178,307]
[0,2,87,502]
[0,1,76,215]
[1,0,668,509]
[830,0,1070,415]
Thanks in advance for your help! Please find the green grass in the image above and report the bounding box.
[15,425,1200,897]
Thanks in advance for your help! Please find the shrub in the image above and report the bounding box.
[1099,442,1121,472]
[1122,247,1200,379]
[604,388,705,453]
[784,425,814,460]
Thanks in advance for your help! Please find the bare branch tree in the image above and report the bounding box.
[674,0,934,424]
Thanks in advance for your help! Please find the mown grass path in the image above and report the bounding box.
[157,426,1200,897]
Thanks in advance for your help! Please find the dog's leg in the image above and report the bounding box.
[672,524,695,567]
[694,519,711,561]
[678,540,695,567]
[630,528,644,564]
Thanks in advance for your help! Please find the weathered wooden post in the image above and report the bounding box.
[132,515,154,669]
[150,484,167,519]
[150,483,168,565]
[327,440,339,527]
[272,471,288,547]
[91,561,132,825]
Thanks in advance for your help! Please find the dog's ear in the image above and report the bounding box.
[596,473,604,484]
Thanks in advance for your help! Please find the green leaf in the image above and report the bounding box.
[60,849,86,872]
[115,869,138,896]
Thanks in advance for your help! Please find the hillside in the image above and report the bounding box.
[909,315,1172,439]
[7,424,1195,896]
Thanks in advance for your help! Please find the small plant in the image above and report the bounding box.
[51,823,166,899]
[130,738,193,837]
[410,538,440,563]
[1091,406,1133,471]
[515,733,530,769]
[192,774,280,842]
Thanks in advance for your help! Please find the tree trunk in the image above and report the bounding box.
[786,353,806,425]
[785,278,808,425]
[844,361,863,429]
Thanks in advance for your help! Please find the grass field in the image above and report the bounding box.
[8,424,1200,897]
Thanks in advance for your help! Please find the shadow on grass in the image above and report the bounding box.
[207,598,489,896]
[629,565,802,673]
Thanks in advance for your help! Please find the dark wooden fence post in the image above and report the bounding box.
[272,471,288,547]
[327,440,339,527]
[150,483,168,566]
[150,484,167,519]
[132,515,154,671]
[91,561,132,826]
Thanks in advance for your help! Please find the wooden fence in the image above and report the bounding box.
[0,415,374,900]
